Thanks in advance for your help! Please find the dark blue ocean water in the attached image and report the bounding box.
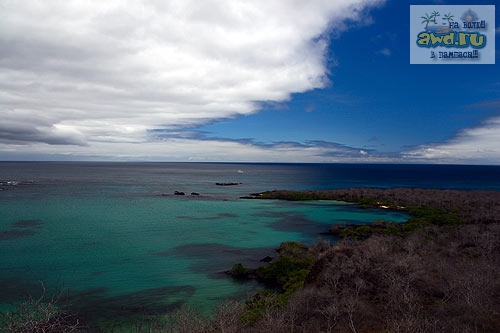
[2,162,499,195]
[0,162,498,326]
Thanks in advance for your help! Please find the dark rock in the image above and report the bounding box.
[260,256,273,263]
[174,191,185,195]
[216,182,242,186]
[329,224,343,236]
[191,192,200,196]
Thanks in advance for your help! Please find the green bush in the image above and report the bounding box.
[256,242,315,295]
[230,263,249,278]
[339,225,373,240]
[408,206,463,227]
[358,197,379,208]
[241,290,283,326]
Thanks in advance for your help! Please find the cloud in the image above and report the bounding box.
[305,105,315,113]
[147,129,373,159]
[403,116,500,164]
[468,99,500,109]
[0,130,399,163]
[377,48,391,56]
[0,0,384,160]
[0,122,87,146]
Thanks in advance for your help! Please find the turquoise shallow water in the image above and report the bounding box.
[6,161,497,324]
[0,193,407,318]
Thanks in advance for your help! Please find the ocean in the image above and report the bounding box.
[1,162,499,325]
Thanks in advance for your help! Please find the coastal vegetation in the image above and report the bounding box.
[2,188,499,332]
[228,241,318,326]
[245,188,500,223]
[0,283,83,332]
[234,188,500,332]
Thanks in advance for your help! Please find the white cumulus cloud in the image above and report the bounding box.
[403,116,500,165]
[0,0,383,161]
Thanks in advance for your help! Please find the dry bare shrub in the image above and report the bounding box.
[212,299,244,333]
[165,305,211,333]
[318,301,339,332]
[250,306,289,333]
[311,238,332,255]
[0,283,83,333]
[359,235,391,258]
[381,263,424,333]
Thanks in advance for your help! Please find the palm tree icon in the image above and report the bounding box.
[431,11,440,24]
[443,13,454,25]
[421,13,433,31]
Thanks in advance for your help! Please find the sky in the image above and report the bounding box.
[0,0,499,164]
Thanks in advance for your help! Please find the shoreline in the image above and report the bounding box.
[241,187,500,239]
[242,187,500,223]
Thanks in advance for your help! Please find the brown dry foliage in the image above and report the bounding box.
[266,224,500,332]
